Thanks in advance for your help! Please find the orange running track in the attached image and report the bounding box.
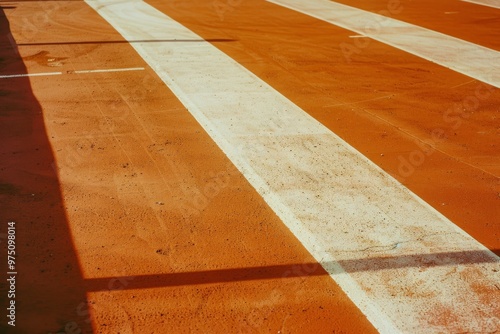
[0,0,498,333]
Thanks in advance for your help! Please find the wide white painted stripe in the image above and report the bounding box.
[267,0,500,88]
[85,0,500,332]
[461,0,500,9]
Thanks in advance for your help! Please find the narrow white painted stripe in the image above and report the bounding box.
[267,0,500,88]
[73,67,144,74]
[0,67,144,79]
[85,1,500,333]
[349,35,368,38]
[0,72,62,78]
[461,0,500,9]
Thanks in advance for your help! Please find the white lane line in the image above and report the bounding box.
[461,0,500,9]
[0,67,144,79]
[267,0,500,88]
[72,67,145,74]
[85,0,500,333]
[0,72,63,79]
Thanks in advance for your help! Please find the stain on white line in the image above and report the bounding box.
[267,0,500,88]
[85,0,500,333]
[461,0,500,9]
[0,67,145,79]
[349,35,368,38]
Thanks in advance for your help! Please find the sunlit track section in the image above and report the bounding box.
[461,0,500,9]
[85,0,500,332]
[267,0,500,88]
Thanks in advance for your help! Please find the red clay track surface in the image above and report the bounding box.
[0,0,498,333]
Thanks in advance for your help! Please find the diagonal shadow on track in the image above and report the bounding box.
[84,249,499,291]
[17,38,237,46]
